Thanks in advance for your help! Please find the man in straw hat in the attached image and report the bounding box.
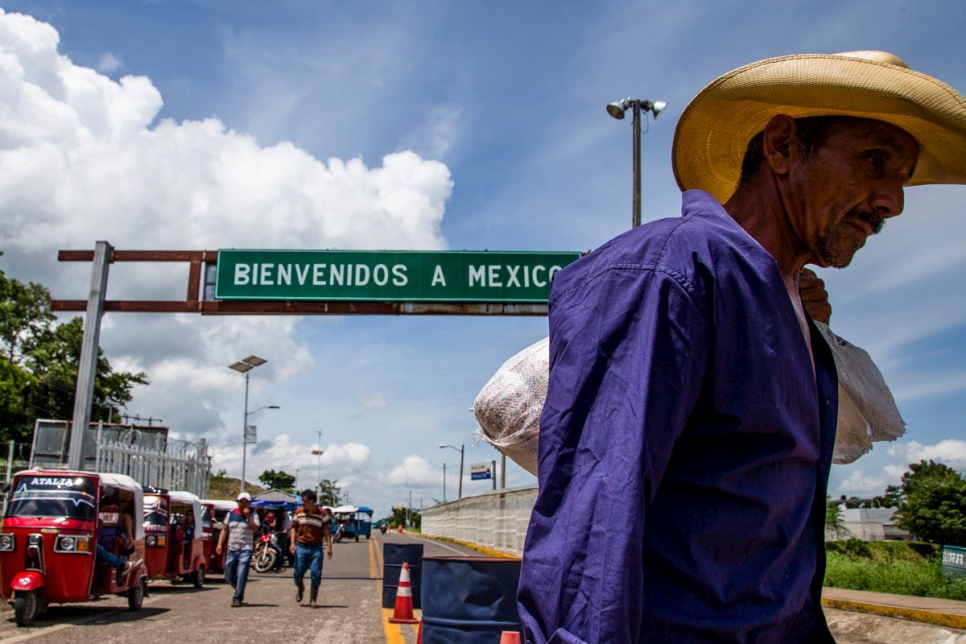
[518,51,966,643]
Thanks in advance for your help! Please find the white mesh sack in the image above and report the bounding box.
[473,326,906,475]
[473,337,549,476]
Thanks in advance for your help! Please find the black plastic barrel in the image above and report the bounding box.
[420,556,523,643]
[382,543,424,609]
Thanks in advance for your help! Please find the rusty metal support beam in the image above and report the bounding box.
[51,299,547,316]
[58,250,218,262]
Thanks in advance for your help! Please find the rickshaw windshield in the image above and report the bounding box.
[200,505,212,529]
[5,475,97,521]
[143,495,169,526]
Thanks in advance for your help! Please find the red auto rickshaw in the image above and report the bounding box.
[202,499,235,574]
[0,469,148,626]
[200,501,215,574]
[142,488,206,587]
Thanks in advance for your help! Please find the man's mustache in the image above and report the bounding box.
[842,207,886,235]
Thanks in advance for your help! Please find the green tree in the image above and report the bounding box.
[315,479,341,507]
[0,263,148,443]
[893,460,966,546]
[258,469,296,491]
[386,504,421,530]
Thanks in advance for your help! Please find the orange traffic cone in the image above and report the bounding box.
[500,632,521,644]
[388,562,420,624]
[398,524,404,533]
[416,621,423,644]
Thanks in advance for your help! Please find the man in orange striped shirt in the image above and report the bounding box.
[289,489,333,608]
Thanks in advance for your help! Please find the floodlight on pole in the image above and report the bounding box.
[228,355,278,493]
[606,97,668,229]
[440,443,465,500]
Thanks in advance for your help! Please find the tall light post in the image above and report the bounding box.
[606,98,668,229]
[228,355,278,493]
[440,444,464,500]
[311,427,324,498]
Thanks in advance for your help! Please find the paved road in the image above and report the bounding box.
[0,531,486,644]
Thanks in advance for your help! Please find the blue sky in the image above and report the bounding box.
[1,1,966,516]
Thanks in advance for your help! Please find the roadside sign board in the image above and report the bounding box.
[214,250,581,303]
[943,545,966,577]
[244,425,257,445]
[471,462,492,481]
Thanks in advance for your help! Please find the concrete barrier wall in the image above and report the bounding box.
[422,484,538,556]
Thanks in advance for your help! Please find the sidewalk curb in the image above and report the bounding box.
[822,597,966,630]
[416,534,518,559]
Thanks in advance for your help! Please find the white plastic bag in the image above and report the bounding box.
[814,322,906,464]
[473,327,905,474]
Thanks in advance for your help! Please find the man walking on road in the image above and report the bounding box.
[290,489,333,608]
[217,491,260,608]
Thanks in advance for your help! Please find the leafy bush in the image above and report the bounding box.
[824,540,966,600]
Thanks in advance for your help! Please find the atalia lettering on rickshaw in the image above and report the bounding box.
[214,249,582,303]
[26,477,83,489]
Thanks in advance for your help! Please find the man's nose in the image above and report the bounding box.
[870,176,905,219]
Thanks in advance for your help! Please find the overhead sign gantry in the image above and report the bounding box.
[51,242,583,469]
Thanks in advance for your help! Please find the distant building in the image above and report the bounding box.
[827,507,910,541]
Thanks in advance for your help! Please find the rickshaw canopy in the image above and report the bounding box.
[168,490,203,533]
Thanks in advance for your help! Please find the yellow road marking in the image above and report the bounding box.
[369,533,379,579]
[374,534,408,643]
[382,607,407,644]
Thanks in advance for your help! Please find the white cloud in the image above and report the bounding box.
[215,433,371,483]
[96,52,122,73]
[832,439,966,497]
[356,383,388,409]
[386,454,441,487]
[0,9,453,455]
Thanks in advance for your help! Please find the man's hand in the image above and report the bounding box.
[289,543,296,555]
[327,546,333,560]
[216,544,223,556]
[800,268,831,324]
[241,507,251,518]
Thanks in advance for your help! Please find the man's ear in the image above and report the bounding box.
[762,114,800,177]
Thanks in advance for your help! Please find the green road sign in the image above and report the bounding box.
[214,249,582,303]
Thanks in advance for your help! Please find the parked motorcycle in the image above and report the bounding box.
[252,532,279,573]
[333,524,347,543]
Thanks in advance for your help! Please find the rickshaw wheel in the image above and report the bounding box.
[355,534,360,542]
[14,590,38,627]
[192,565,205,589]
[128,578,145,611]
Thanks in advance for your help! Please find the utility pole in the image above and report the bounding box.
[68,241,113,471]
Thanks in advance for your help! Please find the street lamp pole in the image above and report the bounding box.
[443,463,446,503]
[228,355,278,494]
[606,98,668,229]
[311,427,324,497]
[242,369,250,493]
[440,444,465,500]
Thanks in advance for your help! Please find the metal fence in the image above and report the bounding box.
[94,426,211,499]
[27,419,211,498]
[421,485,537,556]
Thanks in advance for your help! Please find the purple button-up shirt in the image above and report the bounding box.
[518,190,838,643]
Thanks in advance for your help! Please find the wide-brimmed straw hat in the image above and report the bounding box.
[672,51,966,204]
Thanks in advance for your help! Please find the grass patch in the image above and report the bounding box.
[824,539,966,600]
